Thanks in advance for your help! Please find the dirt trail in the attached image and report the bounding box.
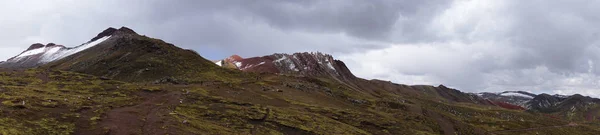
[489,123,578,134]
[98,91,182,135]
[423,110,455,135]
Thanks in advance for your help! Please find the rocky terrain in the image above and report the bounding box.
[0,27,599,135]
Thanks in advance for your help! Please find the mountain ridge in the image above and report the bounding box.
[39,27,249,83]
[0,26,599,134]
[0,27,139,68]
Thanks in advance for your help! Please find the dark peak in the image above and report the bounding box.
[46,43,65,48]
[26,43,45,51]
[117,26,137,35]
[91,27,118,41]
[438,84,449,89]
[90,26,138,42]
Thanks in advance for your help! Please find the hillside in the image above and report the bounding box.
[0,27,599,134]
[214,53,495,107]
[38,27,251,83]
[1,68,600,135]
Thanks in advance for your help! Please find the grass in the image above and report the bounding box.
[0,69,142,134]
[0,68,599,134]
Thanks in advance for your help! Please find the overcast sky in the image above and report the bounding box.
[2,0,600,97]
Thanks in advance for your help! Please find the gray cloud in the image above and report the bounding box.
[1,0,600,97]
[338,0,600,97]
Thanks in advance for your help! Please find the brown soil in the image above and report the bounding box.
[93,90,182,135]
[424,110,455,135]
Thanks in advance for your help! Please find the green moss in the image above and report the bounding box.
[90,116,101,121]
[0,118,74,135]
[31,118,75,135]
[0,68,599,135]
[0,118,30,135]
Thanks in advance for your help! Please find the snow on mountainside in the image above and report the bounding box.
[0,27,139,69]
[0,36,112,68]
[477,91,537,109]
[20,36,110,62]
[498,91,536,98]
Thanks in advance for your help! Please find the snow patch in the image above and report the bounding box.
[41,36,112,62]
[11,36,112,64]
[289,63,298,71]
[500,92,534,98]
[242,64,254,70]
[16,48,46,58]
[234,62,242,68]
[326,62,336,71]
[215,60,223,66]
[274,55,288,63]
[273,55,299,71]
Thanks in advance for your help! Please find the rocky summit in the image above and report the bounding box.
[0,27,599,135]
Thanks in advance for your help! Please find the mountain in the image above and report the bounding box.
[0,27,131,69]
[478,91,536,109]
[213,55,243,69]
[1,27,600,134]
[478,91,600,121]
[0,27,247,83]
[215,53,500,108]
[526,93,566,112]
[34,27,248,83]
[214,52,356,80]
[220,52,600,123]
[526,94,600,121]
[0,39,111,68]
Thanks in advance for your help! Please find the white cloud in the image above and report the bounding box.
[339,0,600,97]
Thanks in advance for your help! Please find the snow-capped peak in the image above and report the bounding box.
[41,36,111,62]
[13,46,52,58]
[2,36,112,68]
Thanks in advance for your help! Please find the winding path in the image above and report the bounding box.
[100,91,182,135]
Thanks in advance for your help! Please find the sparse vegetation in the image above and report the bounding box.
[1,29,599,135]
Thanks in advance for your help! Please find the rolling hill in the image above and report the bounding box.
[0,27,599,135]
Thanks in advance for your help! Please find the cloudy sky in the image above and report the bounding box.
[2,0,600,97]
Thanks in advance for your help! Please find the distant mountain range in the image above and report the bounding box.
[479,91,600,121]
[0,27,599,134]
